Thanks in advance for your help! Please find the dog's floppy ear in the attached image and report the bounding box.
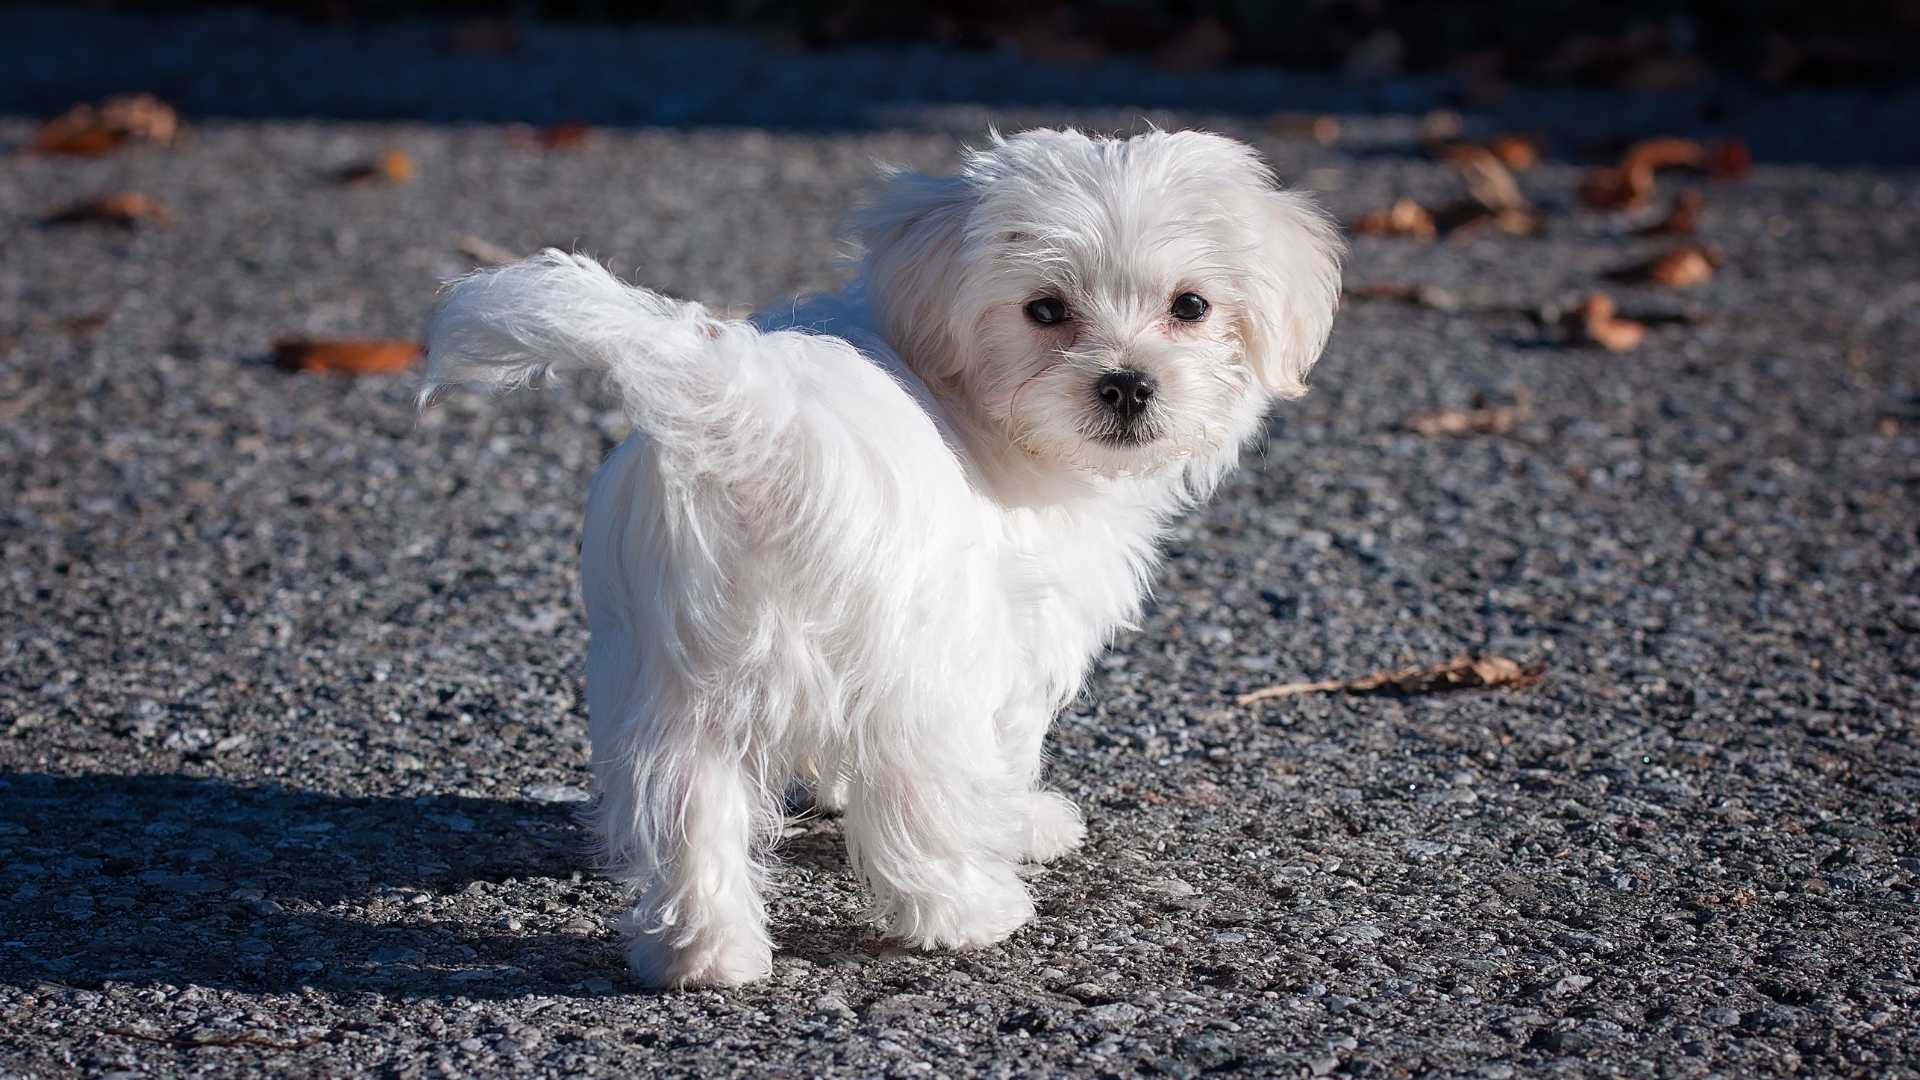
[1237,187,1345,399]
[854,170,979,381]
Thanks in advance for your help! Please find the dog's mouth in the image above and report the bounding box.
[1087,422,1162,449]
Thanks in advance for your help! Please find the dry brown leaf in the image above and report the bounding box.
[1609,245,1719,288]
[1270,113,1341,145]
[1876,417,1900,436]
[1352,198,1437,241]
[456,235,520,266]
[1448,145,1529,213]
[273,338,420,375]
[1579,163,1654,210]
[1582,136,1724,211]
[45,192,174,227]
[1567,292,1647,351]
[337,149,414,185]
[1342,283,1466,312]
[1404,393,1530,437]
[30,93,178,156]
[1485,134,1541,171]
[1419,109,1464,143]
[1237,653,1544,705]
[512,121,591,150]
[1621,136,1706,175]
[1706,139,1752,180]
[1638,190,1703,236]
[1437,202,1545,238]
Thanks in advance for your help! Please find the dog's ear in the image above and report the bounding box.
[1237,187,1345,399]
[854,170,979,381]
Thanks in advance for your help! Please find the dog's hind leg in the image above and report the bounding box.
[602,745,775,989]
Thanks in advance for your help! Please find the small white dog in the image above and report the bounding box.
[421,128,1341,988]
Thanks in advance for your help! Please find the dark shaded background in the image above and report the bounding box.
[77,0,1920,85]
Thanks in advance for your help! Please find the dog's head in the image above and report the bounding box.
[857,128,1343,483]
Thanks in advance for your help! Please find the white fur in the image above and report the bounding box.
[419,128,1342,989]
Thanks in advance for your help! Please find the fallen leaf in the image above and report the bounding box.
[456,235,520,266]
[1566,292,1647,351]
[1579,164,1654,210]
[1581,136,1718,211]
[1352,198,1436,241]
[273,339,420,375]
[1437,202,1545,238]
[1435,134,1540,172]
[1448,145,1529,213]
[1621,136,1706,175]
[59,310,113,335]
[1404,392,1530,437]
[1485,133,1541,171]
[29,93,178,156]
[1342,283,1465,312]
[1419,109,1464,143]
[1876,417,1899,436]
[1271,113,1341,145]
[1608,245,1720,287]
[1706,139,1752,180]
[1637,190,1703,236]
[337,149,414,184]
[1236,653,1544,706]
[511,121,591,150]
[45,192,174,227]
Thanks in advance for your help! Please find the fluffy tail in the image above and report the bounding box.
[420,250,794,448]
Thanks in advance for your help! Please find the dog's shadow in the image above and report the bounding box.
[0,772,867,999]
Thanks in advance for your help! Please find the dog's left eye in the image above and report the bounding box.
[1170,293,1210,322]
[1025,297,1069,326]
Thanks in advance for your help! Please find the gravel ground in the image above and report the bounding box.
[3,9,1919,1079]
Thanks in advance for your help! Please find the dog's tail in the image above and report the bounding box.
[420,250,802,454]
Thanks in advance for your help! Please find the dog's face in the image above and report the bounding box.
[858,129,1343,481]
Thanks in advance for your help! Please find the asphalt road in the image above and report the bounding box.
[2,9,1917,1079]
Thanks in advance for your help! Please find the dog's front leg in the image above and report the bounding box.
[840,718,1035,951]
[997,702,1087,863]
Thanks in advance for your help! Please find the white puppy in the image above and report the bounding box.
[421,128,1341,989]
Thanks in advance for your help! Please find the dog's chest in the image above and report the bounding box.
[998,507,1163,692]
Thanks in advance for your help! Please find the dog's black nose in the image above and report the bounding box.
[1095,369,1156,423]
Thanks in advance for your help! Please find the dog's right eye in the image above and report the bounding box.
[1024,298,1069,326]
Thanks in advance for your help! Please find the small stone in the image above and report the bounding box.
[1705,1007,1741,1027]
[1085,1003,1144,1027]
[1551,975,1594,995]
[815,994,856,1019]
[1144,877,1197,899]
[522,783,591,804]
[1333,922,1385,944]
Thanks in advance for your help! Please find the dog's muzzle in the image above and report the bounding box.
[1092,369,1157,444]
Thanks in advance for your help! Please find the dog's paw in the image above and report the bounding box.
[627,928,773,990]
[880,861,1035,951]
[811,776,851,815]
[1020,790,1086,863]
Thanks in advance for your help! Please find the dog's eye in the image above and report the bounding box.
[1024,297,1069,326]
[1170,292,1210,322]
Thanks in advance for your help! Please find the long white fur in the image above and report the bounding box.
[420,128,1342,989]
